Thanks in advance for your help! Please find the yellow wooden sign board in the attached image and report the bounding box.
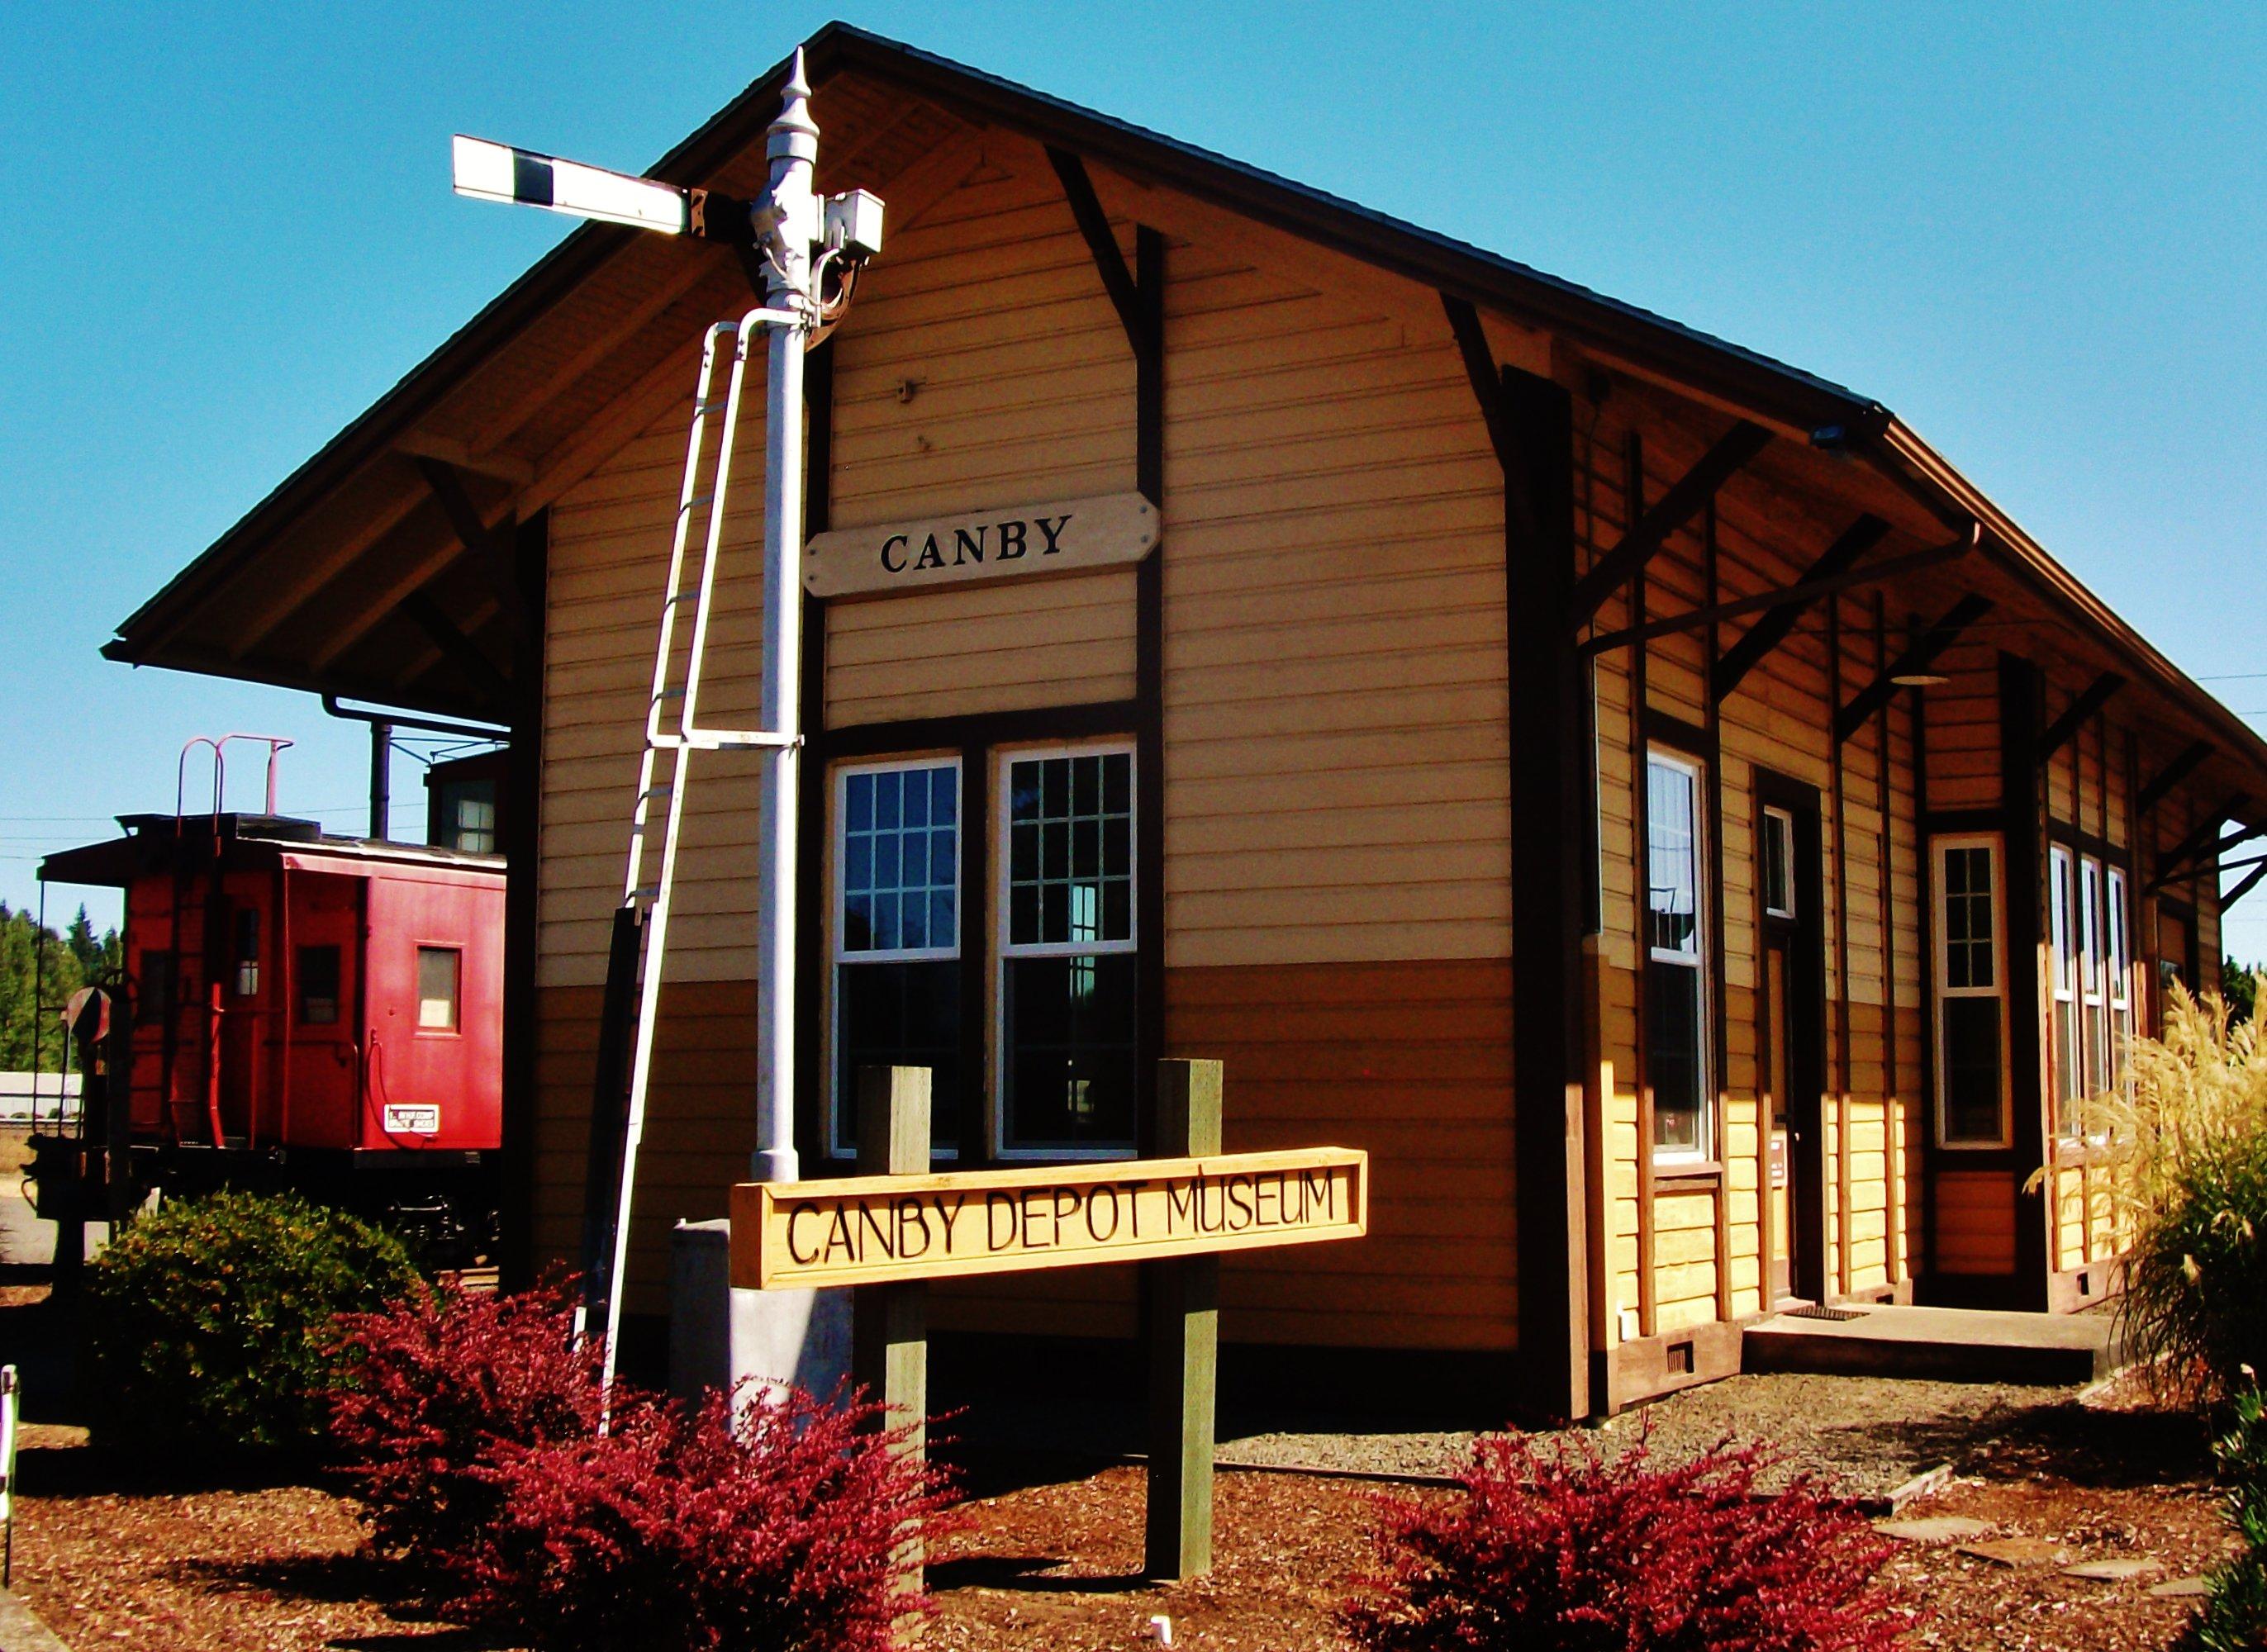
[731,1147,1367,1290]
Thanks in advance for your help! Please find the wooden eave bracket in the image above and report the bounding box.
[1568,420,1771,625]
[1705,515,1891,699]
[2149,793,2255,893]
[400,591,513,716]
[1583,530,1977,662]
[415,457,533,641]
[2137,740,2212,817]
[2035,672,2127,763]
[1441,295,1545,544]
[1832,591,1994,743]
[2224,858,2267,909]
[1048,145,1157,360]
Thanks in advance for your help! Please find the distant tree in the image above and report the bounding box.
[65,905,101,976]
[2225,959,2260,1026]
[0,901,89,1073]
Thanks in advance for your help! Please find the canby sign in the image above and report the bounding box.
[732,1146,1366,1289]
[802,490,1159,598]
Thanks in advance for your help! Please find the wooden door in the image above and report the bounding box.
[1756,786,1827,1306]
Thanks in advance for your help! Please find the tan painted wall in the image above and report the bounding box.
[529,139,1525,1337]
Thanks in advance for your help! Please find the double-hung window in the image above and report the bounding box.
[1934,836,2008,1146]
[2108,867,2132,1094]
[2051,843,2123,1132]
[2079,856,2109,1101]
[1000,745,1137,1156]
[834,760,962,1156]
[1646,750,1709,1161]
[2049,846,2081,1125]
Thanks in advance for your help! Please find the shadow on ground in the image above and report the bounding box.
[928,1554,1153,1595]
[170,1553,513,1650]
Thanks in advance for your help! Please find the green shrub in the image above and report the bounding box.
[86,1189,422,1452]
[2126,1132,2267,1399]
[2050,980,2267,1399]
[2185,1386,2267,1651]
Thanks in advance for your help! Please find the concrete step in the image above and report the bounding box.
[1742,1303,2120,1385]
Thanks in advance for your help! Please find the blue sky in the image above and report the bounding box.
[2,3,2263,957]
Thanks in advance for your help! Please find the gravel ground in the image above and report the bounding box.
[1202,1372,2064,1502]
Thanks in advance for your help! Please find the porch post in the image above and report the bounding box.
[1501,367,1590,1422]
[1998,653,2051,1308]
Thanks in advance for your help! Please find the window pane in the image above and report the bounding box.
[297,944,341,1026]
[1762,809,1794,918]
[836,959,961,1153]
[1943,846,1995,990]
[840,763,957,956]
[2108,871,2130,1006]
[1647,757,1699,957]
[441,781,498,854]
[1006,751,1134,949]
[1005,953,1137,1149]
[1943,998,2003,1144]
[2049,852,2074,995]
[416,947,460,1031]
[1647,959,1705,1154]
[2081,861,2104,995]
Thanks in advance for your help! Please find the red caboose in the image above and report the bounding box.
[37,806,505,1251]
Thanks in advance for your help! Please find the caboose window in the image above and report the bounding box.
[416,946,461,1031]
[1000,745,1137,1157]
[136,951,173,1025]
[233,907,261,997]
[298,944,341,1026]
[833,759,961,1157]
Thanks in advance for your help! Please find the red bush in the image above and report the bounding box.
[1342,1428,1906,1652]
[328,1279,954,1650]
[446,1384,955,1651]
[328,1276,650,1560]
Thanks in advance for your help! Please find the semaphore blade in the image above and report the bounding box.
[451,135,689,235]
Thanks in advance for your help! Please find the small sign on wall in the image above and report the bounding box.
[803,491,1158,598]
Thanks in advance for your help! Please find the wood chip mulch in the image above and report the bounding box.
[2,1383,2240,1650]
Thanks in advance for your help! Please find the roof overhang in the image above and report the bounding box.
[102,23,2267,822]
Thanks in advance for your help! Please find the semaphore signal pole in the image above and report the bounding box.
[453,50,883,1392]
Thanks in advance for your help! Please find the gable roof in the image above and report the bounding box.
[103,21,2267,815]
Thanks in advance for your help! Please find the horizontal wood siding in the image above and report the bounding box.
[533,980,758,1312]
[1158,226,1510,969]
[825,152,1138,726]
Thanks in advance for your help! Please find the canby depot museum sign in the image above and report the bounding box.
[802,490,1159,597]
[733,1147,1367,1289]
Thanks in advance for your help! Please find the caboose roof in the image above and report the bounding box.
[39,813,505,888]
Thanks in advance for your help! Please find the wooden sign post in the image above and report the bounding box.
[1146,1058,1220,1580]
[853,1066,930,1628]
[730,1060,1366,1594]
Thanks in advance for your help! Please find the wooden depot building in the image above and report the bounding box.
[105,26,2267,1419]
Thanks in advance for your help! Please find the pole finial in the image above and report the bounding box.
[771,46,819,149]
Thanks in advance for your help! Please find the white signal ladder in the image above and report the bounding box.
[587,301,802,1379]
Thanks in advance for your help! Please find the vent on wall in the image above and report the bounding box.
[1786,1304,1870,1322]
